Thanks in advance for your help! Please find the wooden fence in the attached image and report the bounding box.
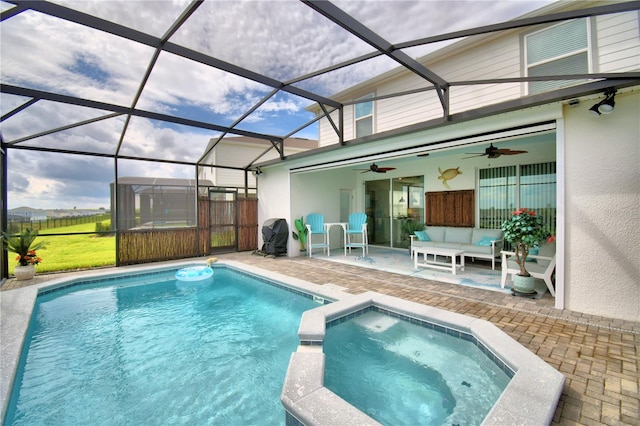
[8,213,110,233]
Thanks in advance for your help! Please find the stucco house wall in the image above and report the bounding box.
[562,90,640,321]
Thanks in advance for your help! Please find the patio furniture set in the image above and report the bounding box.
[305,213,369,257]
[305,216,556,294]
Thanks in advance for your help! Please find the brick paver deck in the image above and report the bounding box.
[3,252,639,425]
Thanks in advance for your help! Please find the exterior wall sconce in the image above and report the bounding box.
[589,89,616,116]
[253,167,263,176]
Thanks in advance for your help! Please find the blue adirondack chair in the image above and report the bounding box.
[306,213,329,257]
[344,212,368,256]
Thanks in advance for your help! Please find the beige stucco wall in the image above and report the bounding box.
[563,90,640,321]
[257,166,355,257]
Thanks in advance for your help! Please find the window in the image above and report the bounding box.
[478,162,556,237]
[355,95,374,138]
[525,19,590,94]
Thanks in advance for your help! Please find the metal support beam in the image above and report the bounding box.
[1,84,283,143]
[302,0,449,115]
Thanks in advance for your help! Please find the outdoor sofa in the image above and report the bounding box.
[410,226,504,270]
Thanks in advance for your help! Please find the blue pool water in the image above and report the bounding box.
[5,267,319,425]
[323,310,511,426]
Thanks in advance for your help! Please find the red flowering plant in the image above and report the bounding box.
[2,229,47,266]
[501,208,552,276]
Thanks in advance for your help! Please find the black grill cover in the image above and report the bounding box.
[261,218,288,256]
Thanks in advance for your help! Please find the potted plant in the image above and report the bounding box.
[400,219,425,244]
[2,228,47,280]
[291,216,308,252]
[501,208,552,293]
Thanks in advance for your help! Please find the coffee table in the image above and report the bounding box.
[412,247,465,275]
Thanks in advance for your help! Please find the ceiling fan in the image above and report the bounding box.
[355,163,397,173]
[463,143,528,159]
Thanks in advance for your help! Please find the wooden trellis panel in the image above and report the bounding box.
[118,228,199,265]
[237,198,258,251]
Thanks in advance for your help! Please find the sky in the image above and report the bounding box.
[0,0,554,210]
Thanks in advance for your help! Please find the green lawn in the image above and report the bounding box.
[8,222,115,275]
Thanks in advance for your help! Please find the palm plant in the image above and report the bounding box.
[2,228,47,266]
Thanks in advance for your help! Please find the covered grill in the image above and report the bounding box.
[257,218,288,257]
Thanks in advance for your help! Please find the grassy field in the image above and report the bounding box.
[8,222,115,275]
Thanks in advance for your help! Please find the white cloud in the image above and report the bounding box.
[2,0,554,209]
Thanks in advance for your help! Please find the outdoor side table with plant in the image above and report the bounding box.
[2,228,47,280]
[501,208,553,294]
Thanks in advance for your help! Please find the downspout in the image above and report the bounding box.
[114,159,120,267]
[555,118,565,310]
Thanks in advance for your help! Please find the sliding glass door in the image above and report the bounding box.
[365,180,391,246]
[365,175,424,248]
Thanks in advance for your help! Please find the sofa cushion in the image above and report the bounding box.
[526,246,539,262]
[462,244,493,255]
[424,226,446,242]
[471,228,503,244]
[444,227,473,244]
[537,242,556,267]
[438,242,465,250]
[475,236,494,246]
[412,241,438,248]
[414,230,430,241]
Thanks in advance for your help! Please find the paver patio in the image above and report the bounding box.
[2,252,638,425]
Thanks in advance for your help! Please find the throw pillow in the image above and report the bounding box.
[414,230,430,241]
[475,236,494,246]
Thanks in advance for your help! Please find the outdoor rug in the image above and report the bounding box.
[315,246,548,297]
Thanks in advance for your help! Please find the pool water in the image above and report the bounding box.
[323,310,511,426]
[5,268,319,425]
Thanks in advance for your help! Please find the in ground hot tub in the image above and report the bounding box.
[282,292,565,426]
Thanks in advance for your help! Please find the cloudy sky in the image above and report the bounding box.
[1,0,554,210]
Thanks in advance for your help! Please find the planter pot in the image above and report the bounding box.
[14,264,36,281]
[512,274,536,294]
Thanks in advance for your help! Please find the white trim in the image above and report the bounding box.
[555,118,565,310]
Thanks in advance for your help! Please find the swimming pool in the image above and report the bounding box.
[1,260,564,425]
[4,266,321,425]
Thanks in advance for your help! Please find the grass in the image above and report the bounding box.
[8,222,115,275]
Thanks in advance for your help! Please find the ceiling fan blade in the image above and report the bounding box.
[496,149,528,155]
[462,153,486,159]
[376,167,396,172]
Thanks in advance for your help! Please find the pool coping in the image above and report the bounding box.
[0,260,565,425]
